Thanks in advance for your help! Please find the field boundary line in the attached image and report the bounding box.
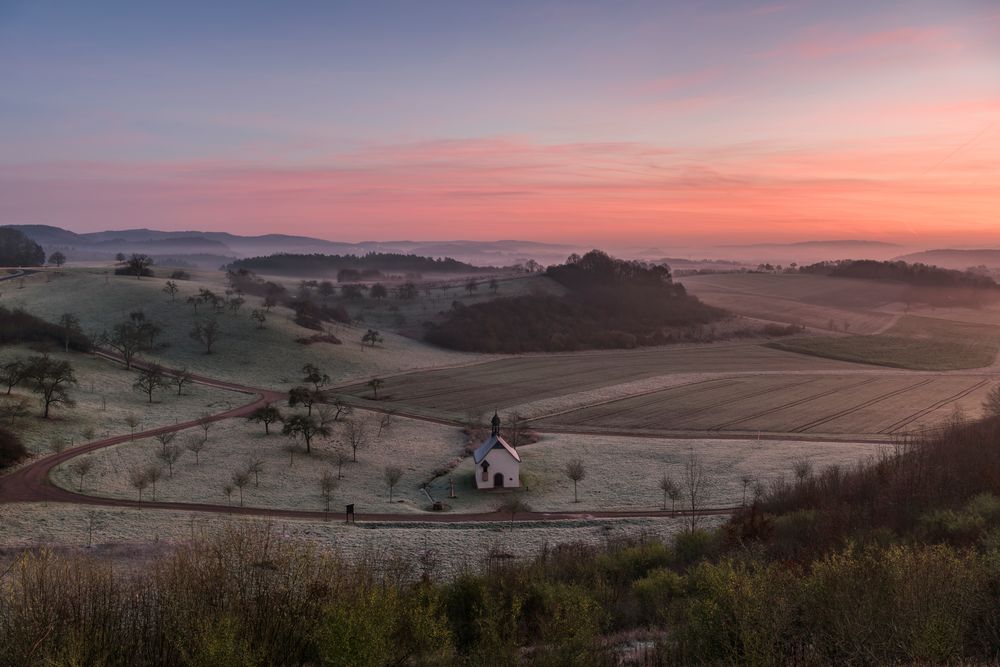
[709,377,878,431]
[791,378,936,433]
[879,378,991,434]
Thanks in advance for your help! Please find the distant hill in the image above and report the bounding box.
[0,224,577,267]
[721,239,900,249]
[895,249,1000,271]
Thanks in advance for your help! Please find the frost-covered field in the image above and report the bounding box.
[0,503,698,578]
[51,403,880,516]
[0,345,237,455]
[51,409,468,513]
[436,432,882,512]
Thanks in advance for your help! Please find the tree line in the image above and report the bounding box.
[800,258,999,289]
[227,252,492,277]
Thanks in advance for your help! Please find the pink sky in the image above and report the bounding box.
[1,1,997,246]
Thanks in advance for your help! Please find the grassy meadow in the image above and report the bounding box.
[769,314,1000,371]
[1,268,482,389]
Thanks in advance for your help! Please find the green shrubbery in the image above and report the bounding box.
[6,525,1000,665]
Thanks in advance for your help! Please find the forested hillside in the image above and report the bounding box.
[800,259,997,289]
[0,228,46,266]
[426,250,725,352]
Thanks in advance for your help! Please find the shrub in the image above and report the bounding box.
[0,426,27,468]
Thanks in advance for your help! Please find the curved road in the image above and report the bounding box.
[0,351,738,524]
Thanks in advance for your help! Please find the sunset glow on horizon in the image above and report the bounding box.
[1,1,998,247]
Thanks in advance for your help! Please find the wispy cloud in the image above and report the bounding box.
[763,25,960,60]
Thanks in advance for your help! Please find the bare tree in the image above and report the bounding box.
[126,253,153,279]
[683,451,714,532]
[367,377,384,400]
[496,497,531,526]
[250,309,267,329]
[68,457,94,492]
[506,411,526,448]
[57,313,80,352]
[196,412,213,441]
[190,318,221,354]
[172,368,194,396]
[185,435,206,464]
[301,363,330,392]
[144,465,163,500]
[158,445,183,478]
[163,280,179,301]
[133,364,167,403]
[246,454,264,487]
[282,414,331,454]
[129,467,150,506]
[565,458,586,502]
[465,280,478,295]
[377,410,394,438]
[792,458,813,483]
[100,320,144,369]
[740,474,756,506]
[334,448,350,479]
[362,329,383,348]
[85,510,101,547]
[124,413,140,440]
[329,396,353,422]
[983,385,1000,418]
[23,355,77,418]
[282,441,300,466]
[222,483,234,506]
[0,360,25,395]
[384,466,403,502]
[231,470,250,506]
[319,470,337,513]
[659,473,679,511]
[344,419,369,461]
[154,431,176,453]
[288,386,320,416]
[0,395,30,425]
[247,405,283,434]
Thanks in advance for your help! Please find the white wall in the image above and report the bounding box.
[475,449,520,489]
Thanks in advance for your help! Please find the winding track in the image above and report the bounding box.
[0,351,737,523]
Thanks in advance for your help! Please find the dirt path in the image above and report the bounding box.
[0,351,738,524]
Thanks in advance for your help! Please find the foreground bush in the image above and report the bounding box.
[6,523,1000,665]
